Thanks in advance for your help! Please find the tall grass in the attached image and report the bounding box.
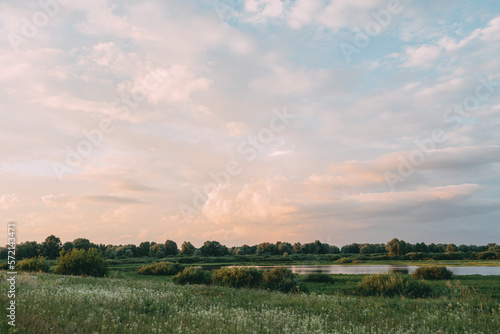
[0,272,498,333]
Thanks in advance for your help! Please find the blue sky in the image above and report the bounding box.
[0,0,499,246]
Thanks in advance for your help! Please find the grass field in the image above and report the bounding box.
[1,271,499,334]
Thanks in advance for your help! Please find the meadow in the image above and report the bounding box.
[1,271,499,334]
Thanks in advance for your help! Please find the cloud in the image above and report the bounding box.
[82,195,146,204]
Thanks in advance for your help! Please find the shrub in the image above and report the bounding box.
[336,257,353,264]
[137,262,184,275]
[16,256,49,272]
[411,266,453,280]
[476,251,498,260]
[261,267,305,293]
[356,273,432,298]
[302,273,335,284]
[172,267,212,285]
[212,267,263,289]
[54,248,108,277]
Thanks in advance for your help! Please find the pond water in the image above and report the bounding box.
[249,265,500,276]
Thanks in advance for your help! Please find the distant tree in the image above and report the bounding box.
[276,242,293,255]
[329,245,340,254]
[125,249,134,257]
[293,243,302,254]
[199,241,228,257]
[138,242,154,257]
[149,244,165,258]
[180,241,195,255]
[488,243,500,252]
[164,240,179,256]
[15,241,40,260]
[105,248,117,259]
[458,244,470,252]
[341,243,360,254]
[62,241,74,252]
[73,238,92,250]
[360,245,373,254]
[0,247,7,259]
[236,244,252,255]
[386,238,406,256]
[256,242,276,255]
[415,242,428,253]
[446,244,458,253]
[40,235,62,259]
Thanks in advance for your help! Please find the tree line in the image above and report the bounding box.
[2,235,499,261]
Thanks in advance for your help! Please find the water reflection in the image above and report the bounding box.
[219,264,500,276]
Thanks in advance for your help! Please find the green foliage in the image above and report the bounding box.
[411,266,453,280]
[164,240,179,256]
[15,241,40,260]
[54,248,108,277]
[172,267,212,285]
[212,267,263,289]
[16,256,49,272]
[476,251,498,260]
[40,235,62,259]
[137,262,184,275]
[336,257,353,264]
[302,273,335,284]
[386,238,407,256]
[199,241,229,257]
[261,267,305,293]
[356,273,432,298]
[180,241,196,255]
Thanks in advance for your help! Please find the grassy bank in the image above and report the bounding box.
[1,272,499,333]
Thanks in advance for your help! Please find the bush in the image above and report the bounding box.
[411,266,453,280]
[261,267,305,293]
[476,251,498,260]
[212,267,263,289]
[172,267,212,285]
[137,262,184,275]
[54,248,108,277]
[16,256,49,272]
[302,273,335,284]
[336,257,353,264]
[356,273,432,298]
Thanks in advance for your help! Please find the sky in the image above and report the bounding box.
[0,0,499,247]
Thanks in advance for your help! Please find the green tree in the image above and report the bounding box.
[73,238,92,250]
[138,241,154,256]
[15,241,40,260]
[40,235,62,259]
[446,244,458,253]
[199,241,228,257]
[62,241,74,251]
[164,240,179,256]
[149,244,165,258]
[55,248,108,277]
[386,238,407,256]
[180,241,195,255]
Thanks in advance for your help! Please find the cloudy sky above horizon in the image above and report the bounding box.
[1,0,499,247]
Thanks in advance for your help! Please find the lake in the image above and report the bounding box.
[249,265,500,276]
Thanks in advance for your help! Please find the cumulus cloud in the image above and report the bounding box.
[1,0,499,246]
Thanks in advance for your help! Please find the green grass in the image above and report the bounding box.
[299,274,500,301]
[0,272,499,333]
